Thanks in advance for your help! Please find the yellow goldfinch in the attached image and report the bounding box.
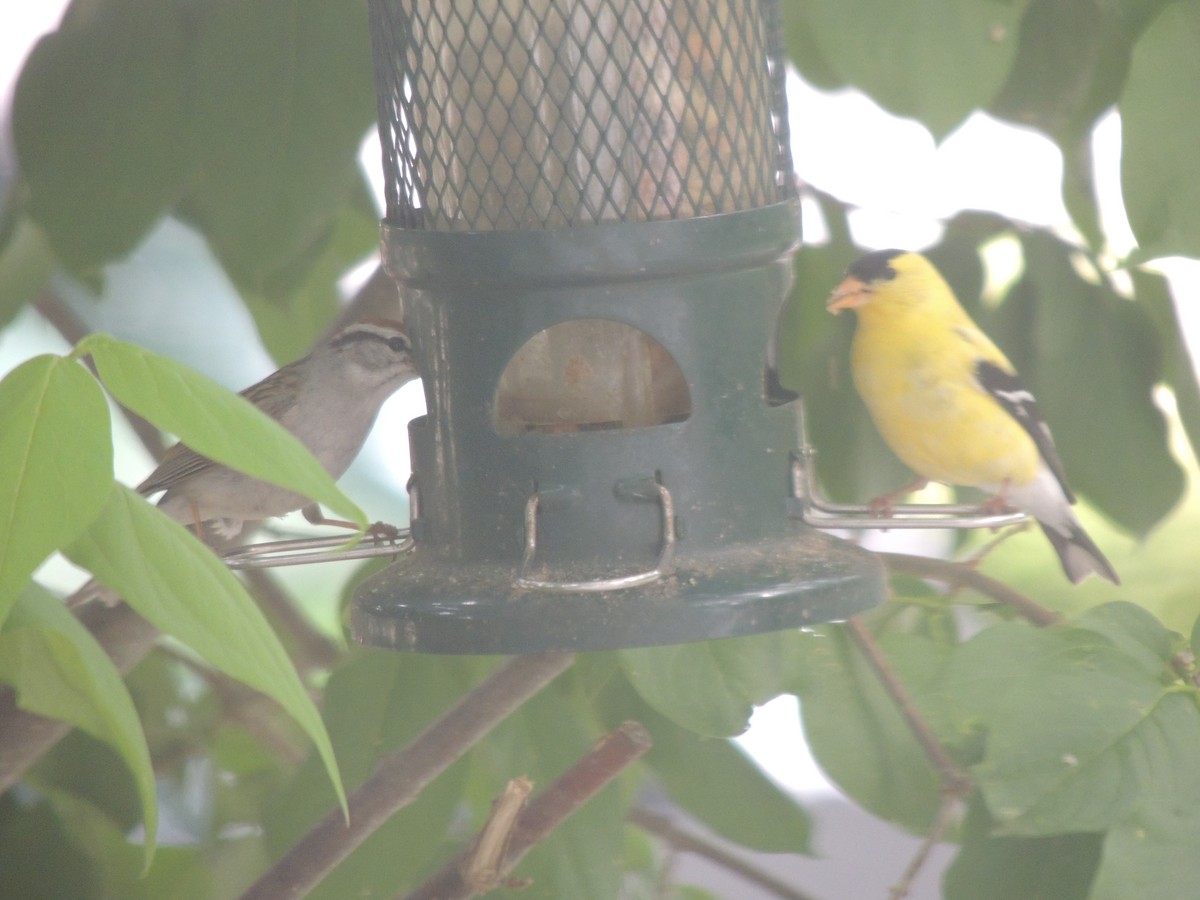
[827,249,1119,585]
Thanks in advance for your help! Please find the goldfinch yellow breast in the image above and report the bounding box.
[848,308,1040,489]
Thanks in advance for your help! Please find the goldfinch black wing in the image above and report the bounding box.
[974,359,1075,505]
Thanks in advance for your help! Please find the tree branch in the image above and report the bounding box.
[408,720,652,900]
[239,652,576,900]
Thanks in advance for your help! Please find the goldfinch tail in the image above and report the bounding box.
[1037,518,1120,585]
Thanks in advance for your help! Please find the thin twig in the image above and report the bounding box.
[878,552,1062,626]
[408,721,652,900]
[889,792,960,900]
[843,616,971,798]
[844,615,972,900]
[239,652,576,900]
[628,807,819,900]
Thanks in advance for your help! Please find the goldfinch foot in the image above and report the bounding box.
[979,480,1017,520]
[867,477,929,517]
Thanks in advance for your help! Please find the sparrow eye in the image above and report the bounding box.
[387,336,409,353]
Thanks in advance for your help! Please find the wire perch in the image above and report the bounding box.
[790,402,1029,532]
[222,530,414,570]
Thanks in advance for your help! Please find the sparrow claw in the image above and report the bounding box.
[365,520,404,544]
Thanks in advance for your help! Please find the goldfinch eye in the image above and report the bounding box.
[388,336,409,353]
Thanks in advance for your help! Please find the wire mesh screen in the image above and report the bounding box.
[370,0,796,230]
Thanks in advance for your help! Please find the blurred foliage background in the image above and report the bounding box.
[2,0,1200,898]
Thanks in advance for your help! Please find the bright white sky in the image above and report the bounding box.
[4,6,1197,801]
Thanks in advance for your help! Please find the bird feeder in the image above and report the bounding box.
[352,0,886,653]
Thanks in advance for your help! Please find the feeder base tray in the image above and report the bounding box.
[351,526,884,654]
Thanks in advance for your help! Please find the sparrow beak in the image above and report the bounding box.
[827,276,872,313]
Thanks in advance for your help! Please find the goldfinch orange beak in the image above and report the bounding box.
[827,276,872,313]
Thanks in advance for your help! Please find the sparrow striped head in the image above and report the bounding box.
[327,319,418,391]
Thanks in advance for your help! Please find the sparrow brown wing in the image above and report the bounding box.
[136,442,214,495]
[136,358,306,496]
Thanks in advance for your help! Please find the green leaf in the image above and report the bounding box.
[944,796,1101,900]
[36,789,214,900]
[0,583,157,865]
[184,0,376,292]
[0,354,112,625]
[619,631,807,738]
[29,729,143,836]
[791,625,943,831]
[0,219,56,331]
[81,333,365,529]
[0,790,96,898]
[582,656,811,854]
[957,624,1172,835]
[989,0,1168,252]
[1087,692,1200,900]
[11,0,190,272]
[795,0,1025,138]
[985,232,1183,536]
[990,0,1165,143]
[646,717,812,854]
[63,485,346,816]
[1120,2,1200,259]
[778,2,847,90]
[1071,601,1181,680]
[243,190,380,365]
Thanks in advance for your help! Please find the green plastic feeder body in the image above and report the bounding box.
[352,201,885,653]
